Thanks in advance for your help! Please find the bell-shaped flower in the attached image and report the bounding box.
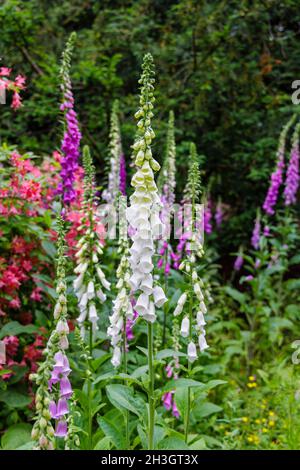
[88,303,98,321]
[143,300,156,323]
[135,293,149,316]
[56,398,69,418]
[180,316,190,338]
[54,420,68,437]
[153,285,167,308]
[111,346,122,367]
[196,310,206,327]
[97,289,107,302]
[198,333,209,352]
[87,281,95,299]
[139,253,154,273]
[140,274,153,294]
[59,377,73,399]
[187,341,197,363]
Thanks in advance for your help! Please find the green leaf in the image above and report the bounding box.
[193,401,222,419]
[0,321,38,339]
[157,437,190,450]
[41,240,56,258]
[94,436,111,450]
[189,438,207,450]
[162,378,205,393]
[0,390,32,408]
[224,286,246,304]
[98,416,125,450]
[106,384,146,418]
[156,349,186,360]
[1,424,32,450]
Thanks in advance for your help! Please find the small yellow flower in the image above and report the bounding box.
[247,436,254,443]
[247,382,257,388]
[262,427,268,433]
[248,375,256,382]
[269,411,275,417]
[225,431,230,436]
[242,416,249,423]
[255,419,261,424]
[269,420,275,427]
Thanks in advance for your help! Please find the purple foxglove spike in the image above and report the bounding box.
[251,215,261,250]
[284,134,300,206]
[119,153,127,196]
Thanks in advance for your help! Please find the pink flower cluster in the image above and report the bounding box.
[0,67,26,110]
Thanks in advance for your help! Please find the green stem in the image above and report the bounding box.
[147,322,155,450]
[123,316,130,450]
[87,323,93,450]
[184,294,193,444]
[162,261,168,347]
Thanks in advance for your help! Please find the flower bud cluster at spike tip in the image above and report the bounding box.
[107,198,133,367]
[73,146,110,337]
[157,111,177,274]
[32,216,72,450]
[173,143,202,266]
[57,32,82,206]
[251,211,261,251]
[103,100,125,204]
[262,114,296,216]
[284,121,300,206]
[172,144,211,362]
[126,53,167,324]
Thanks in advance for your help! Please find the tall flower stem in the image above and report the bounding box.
[122,317,130,449]
[184,295,193,443]
[87,322,93,450]
[162,251,168,347]
[147,322,155,450]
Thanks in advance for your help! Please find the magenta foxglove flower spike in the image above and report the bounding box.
[263,115,296,215]
[284,121,300,206]
[57,33,81,205]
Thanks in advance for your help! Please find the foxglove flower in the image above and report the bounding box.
[263,115,296,215]
[284,122,300,206]
[251,212,261,250]
[31,216,73,450]
[57,33,82,205]
[173,144,210,362]
[126,53,166,324]
[103,100,124,204]
[107,196,134,367]
[73,146,110,337]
